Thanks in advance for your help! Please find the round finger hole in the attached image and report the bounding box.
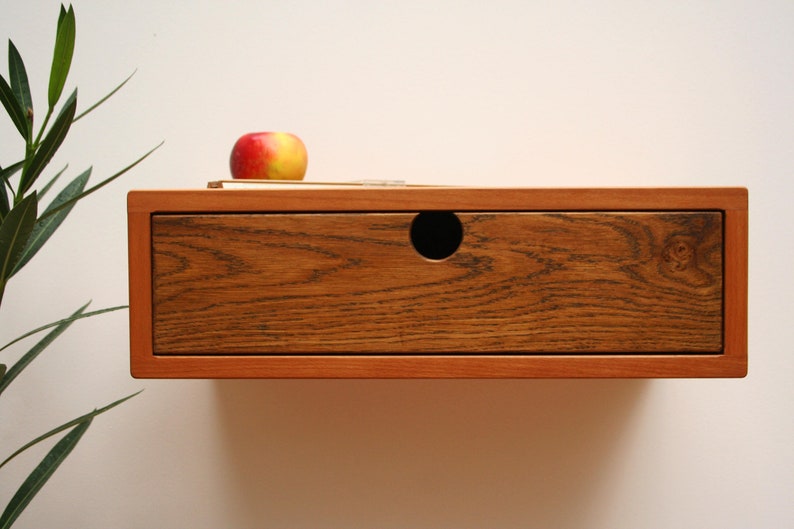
[410,211,463,260]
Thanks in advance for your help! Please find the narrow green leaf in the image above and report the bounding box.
[47,4,75,109]
[0,363,5,381]
[0,303,125,355]
[0,304,128,398]
[74,69,136,122]
[0,73,28,139]
[0,390,141,471]
[11,168,90,277]
[19,89,76,195]
[0,160,24,184]
[8,40,33,139]
[0,176,9,221]
[0,190,8,223]
[0,301,89,396]
[57,4,67,29]
[41,140,163,220]
[36,164,68,202]
[0,161,24,220]
[0,419,92,529]
[0,193,37,306]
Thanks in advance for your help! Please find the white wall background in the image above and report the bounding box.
[1,1,792,528]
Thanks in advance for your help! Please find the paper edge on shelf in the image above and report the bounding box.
[206,179,435,189]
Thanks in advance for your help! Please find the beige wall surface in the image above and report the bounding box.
[1,1,791,528]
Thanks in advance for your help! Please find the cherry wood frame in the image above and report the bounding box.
[128,187,747,378]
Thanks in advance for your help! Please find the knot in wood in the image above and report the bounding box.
[663,239,695,271]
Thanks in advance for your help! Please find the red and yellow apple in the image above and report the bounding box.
[229,132,308,180]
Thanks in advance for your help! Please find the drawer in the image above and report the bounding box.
[128,187,747,378]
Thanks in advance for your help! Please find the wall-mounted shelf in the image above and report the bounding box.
[127,186,747,378]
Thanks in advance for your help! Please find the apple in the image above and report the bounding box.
[229,132,308,180]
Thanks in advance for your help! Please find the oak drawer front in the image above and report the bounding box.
[128,187,747,378]
[151,212,723,355]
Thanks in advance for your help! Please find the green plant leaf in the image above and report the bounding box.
[8,40,33,140]
[10,167,90,277]
[0,301,88,395]
[0,73,28,140]
[0,303,126,355]
[0,390,141,471]
[35,164,68,202]
[0,419,91,529]
[57,4,67,28]
[74,69,135,122]
[0,174,8,222]
[0,159,24,185]
[47,4,75,109]
[41,140,163,220]
[0,363,5,381]
[19,89,76,196]
[0,161,24,221]
[0,303,128,397]
[0,193,37,306]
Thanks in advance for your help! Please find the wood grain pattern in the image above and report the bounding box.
[151,211,723,355]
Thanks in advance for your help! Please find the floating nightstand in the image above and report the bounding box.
[128,186,747,378]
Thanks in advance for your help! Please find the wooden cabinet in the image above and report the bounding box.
[128,187,747,378]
